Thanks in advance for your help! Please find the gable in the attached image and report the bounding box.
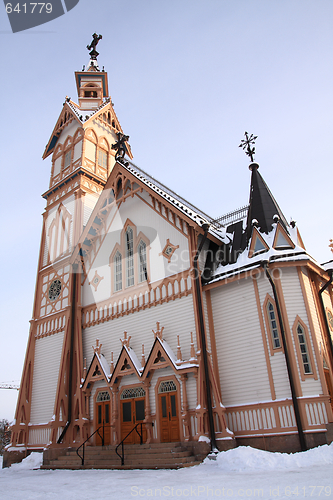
[80,189,191,308]
[248,227,269,258]
[273,223,295,250]
[43,103,82,159]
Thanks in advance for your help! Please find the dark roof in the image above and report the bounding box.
[246,163,288,241]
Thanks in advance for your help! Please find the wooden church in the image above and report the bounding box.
[5,37,333,467]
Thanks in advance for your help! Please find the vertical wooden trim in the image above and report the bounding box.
[297,267,325,388]
[311,272,333,375]
[274,276,303,397]
[253,279,276,400]
[74,189,85,248]
[205,290,222,395]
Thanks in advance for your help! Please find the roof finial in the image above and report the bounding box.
[112,132,130,165]
[239,131,258,163]
[87,33,102,61]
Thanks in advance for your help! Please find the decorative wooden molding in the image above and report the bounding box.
[89,270,104,291]
[160,239,179,262]
[82,271,192,329]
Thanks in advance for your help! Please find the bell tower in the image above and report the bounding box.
[10,35,132,452]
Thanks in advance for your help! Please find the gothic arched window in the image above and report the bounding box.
[114,251,122,292]
[267,301,281,349]
[296,323,312,374]
[126,227,134,287]
[138,240,147,283]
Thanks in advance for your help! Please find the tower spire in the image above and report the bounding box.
[245,161,289,243]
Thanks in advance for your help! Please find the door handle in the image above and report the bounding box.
[169,412,171,421]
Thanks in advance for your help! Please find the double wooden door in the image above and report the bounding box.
[121,397,146,444]
[96,399,111,446]
[159,391,180,442]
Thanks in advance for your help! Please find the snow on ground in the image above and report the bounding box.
[0,445,333,500]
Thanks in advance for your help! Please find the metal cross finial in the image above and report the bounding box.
[239,131,258,162]
[112,132,130,165]
[87,33,102,60]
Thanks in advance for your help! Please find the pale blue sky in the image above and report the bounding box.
[0,0,332,420]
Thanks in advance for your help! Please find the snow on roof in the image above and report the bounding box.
[209,224,318,284]
[158,338,199,370]
[67,97,112,123]
[124,346,143,375]
[123,161,228,243]
[322,260,333,272]
[95,352,111,380]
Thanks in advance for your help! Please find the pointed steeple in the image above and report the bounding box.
[246,162,289,243]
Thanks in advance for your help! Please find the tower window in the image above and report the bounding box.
[64,151,71,169]
[267,301,281,349]
[138,240,147,283]
[126,227,134,287]
[297,324,312,374]
[98,150,107,169]
[114,251,122,292]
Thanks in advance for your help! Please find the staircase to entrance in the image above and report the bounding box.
[42,442,202,469]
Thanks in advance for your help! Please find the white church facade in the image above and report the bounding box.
[5,40,333,467]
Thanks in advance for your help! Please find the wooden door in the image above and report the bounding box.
[159,391,180,442]
[96,399,111,446]
[121,398,146,444]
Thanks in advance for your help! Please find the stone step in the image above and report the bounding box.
[42,441,202,470]
[58,450,192,462]
[41,461,202,470]
[70,447,190,456]
[48,457,196,468]
[74,442,183,453]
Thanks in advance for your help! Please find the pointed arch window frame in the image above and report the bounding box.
[292,316,317,381]
[263,294,284,355]
[96,136,110,177]
[62,136,73,173]
[47,203,72,264]
[109,219,150,295]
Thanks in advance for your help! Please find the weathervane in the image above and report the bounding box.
[239,131,258,162]
[112,132,130,165]
[87,33,102,60]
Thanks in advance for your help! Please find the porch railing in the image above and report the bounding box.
[115,422,154,466]
[76,424,110,466]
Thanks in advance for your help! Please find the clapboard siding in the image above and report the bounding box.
[322,289,333,323]
[83,193,99,226]
[202,292,212,353]
[280,267,321,396]
[302,268,324,350]
[30,332,65,425]
[256,274,291,399]
[83,295,196,373]
[210,279,271,406]
[186,372,197,410]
